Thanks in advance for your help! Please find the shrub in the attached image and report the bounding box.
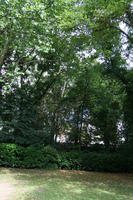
[0,143,132,172]
[0,143,59,169]
[0,143,21,167]
[42,145,60,169]
[22,146,44,168]
[82,152,133,172]
[59,151,133,172]
[59,151,82,170]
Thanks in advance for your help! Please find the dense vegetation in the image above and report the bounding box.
[0,0,133,171]
[0,144,133,172]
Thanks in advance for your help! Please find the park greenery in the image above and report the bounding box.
[0,0,133,171]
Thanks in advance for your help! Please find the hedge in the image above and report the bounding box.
[0,144,59,169]
[0,143,132,172]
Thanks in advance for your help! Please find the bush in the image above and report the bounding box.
[0,143,59,169]
[0,143,132,172]
[22,146,45,168]
[0,143,22,167]
[82,152,133,172]
[59,151,83,170]
[59,151,133,172]
[43,145,60,169]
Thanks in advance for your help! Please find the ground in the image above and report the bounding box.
[0,168,133,200]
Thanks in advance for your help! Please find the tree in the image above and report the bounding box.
[0,0,133,150]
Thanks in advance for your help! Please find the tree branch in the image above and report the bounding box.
[0,38,9,69]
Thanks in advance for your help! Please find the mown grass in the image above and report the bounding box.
[0,168,133,200]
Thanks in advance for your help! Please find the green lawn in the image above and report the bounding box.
[0,168,133,200]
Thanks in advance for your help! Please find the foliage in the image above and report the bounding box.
[82,152,133,172]
[0,0,133,172]
[59,150,133,172]
[0,144,60,169]
[0,143,133,172]
[43,145,60,169]
[0,143,20,167]
[59,151,82,170]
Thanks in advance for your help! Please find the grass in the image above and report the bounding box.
[0,168,133,200]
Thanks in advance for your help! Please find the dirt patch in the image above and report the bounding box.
[0,182,16,200]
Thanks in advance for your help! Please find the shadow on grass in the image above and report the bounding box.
[0,168,133,200]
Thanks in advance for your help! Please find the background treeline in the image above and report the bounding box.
[0,0,133,171]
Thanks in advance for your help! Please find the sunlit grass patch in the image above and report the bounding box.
[0,168,133,200]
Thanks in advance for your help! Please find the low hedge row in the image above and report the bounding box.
[0,143,132,172]
[59,151,133,172]
[0,144,59,169]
